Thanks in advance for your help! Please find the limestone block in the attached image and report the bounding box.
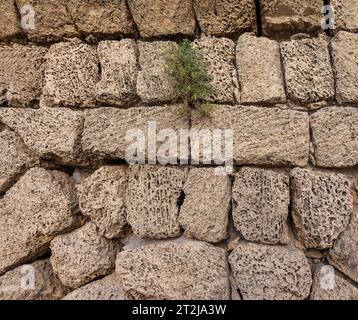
[0,0,23,41]
[332,0,358,31]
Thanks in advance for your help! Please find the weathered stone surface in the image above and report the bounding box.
[77,166,127,239]
[62,273,126,300]
[16,0,78,43]
[229,242,312,300]
[261,0,323,38]
[328,211,358,283]
[332,0,358,31]
[280,35,334,104]
[311,107,358,168]
[50,222,117,289]
[192,36,237,103]
[96,40,138,106]
[237,34,286,104]
[291,168,353,249]
[193,0,256,35]
[0,168,79,275]
[41,41,99,108]
[136,41,176,103]
[311,265,358,300]
[191,105,309,167]
[82,104,190,161]
[128,0,196,37]
[0,108,84,165]
[0,130,38,193]
[0,259,70,300]
[116,240,230,300]
[332,31,358,104]
[0,44,47,107]
[232,167,290,245]
[0,0,22,41]
[179,168,230,243]
[126,166,186,239]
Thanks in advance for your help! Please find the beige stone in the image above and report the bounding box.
[280,35,334,104]
[0,0,23,41]
[41,41,99,108]
[50,222,117,289]
[116,240,230,300]
[311,107,358,168]
[192,36,237,103]
[96,40,138,106]
[229,242,312,300]
[0,168,79,275]
[237,34,286,104]
[193,0,256,35]
[232,167,290,245]
[126,165,186,239]
[77,166,127,239]
[332,0,358,31]
[0,259,69,300]
[179,168,230,243]
[332,31,358,104]
[291,168,353,249]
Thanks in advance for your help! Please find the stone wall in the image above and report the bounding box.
[0,0,357,300]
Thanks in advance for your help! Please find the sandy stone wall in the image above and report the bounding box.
[0,0,357,300]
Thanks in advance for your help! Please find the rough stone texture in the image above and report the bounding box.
[0,130,38,193]
[261,0,323,38]
[0,108,85,165]
[41,41,99,108]
[332,31,358,104]
[77,166,128,239]
[62,273,126,300]
[0,0,23,41]
[179,168,231,243]
[311,265,358,300]
[128,0,196,37]
[116,241,230,300]
[0,44,47,107]
[290,168,354,249]
[193,0,256,35]
[126,166,186,239]
[82,104,190,161]
[0,259,70,300]
[332,0,358,31]
[136,41,176,103]
[191,105,309,167]
[50,222,117,289]
[229,242,312,300]
[280,35,334,104]
[311,107,358,168]
[192,36,237,103]
[96,40,138,106]
[0,168,79,275]
[232,167,290,245]
[328,211,358,283]
[237,34,286,104]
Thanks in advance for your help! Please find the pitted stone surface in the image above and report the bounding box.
[77,166,128,239]
[96,40,138,106]
[0,0,22,41]
[237,34,286,104]
[192,36,237,103]
[50,222,117,289]
[179,168,231,243]
[280,35,334,104]
[193,0,256,35]
[0,168,79,275]
[229,242,312,300]
[290,168,353,249]
[41,41,99,108]
[332,0,358,31]
[126,166,187,239]
[0,259,70,300]
[116,241,230,300]
[232,167,290,245]
[311,107,358,168]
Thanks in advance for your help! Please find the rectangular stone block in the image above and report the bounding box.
[0,0,23,41]
[331,0,358,31]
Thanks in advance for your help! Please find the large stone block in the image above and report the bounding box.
[331,0,358,31]
[0,0,23,41]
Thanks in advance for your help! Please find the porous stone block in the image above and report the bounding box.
[0,0,23,41]
[229,242,312,300]
[332,0,358,31]
[232,167,290,245]
[290,168,353,249]
[116,241,230,300]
